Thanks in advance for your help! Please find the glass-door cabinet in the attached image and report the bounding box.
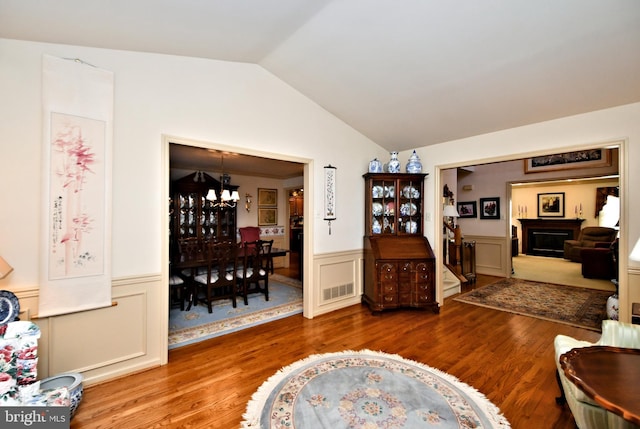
[363,173,426,237]
[170,171,238,261]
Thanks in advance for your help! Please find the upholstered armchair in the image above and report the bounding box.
[563,226,617,262]
[554,320,640,429]
[580,239,618,279]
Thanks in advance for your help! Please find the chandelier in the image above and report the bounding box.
[205,154,240,208]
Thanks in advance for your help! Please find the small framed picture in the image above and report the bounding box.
[258,208,277,226]
[457,201,477,218]
[479,197,500,220]
[258,188,277,207]
[537,192,565,217]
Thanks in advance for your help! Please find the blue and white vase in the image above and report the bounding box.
[40,372,84,418]
[405,150,422,173]
[368,158,383,173]
[387,152,401,173]
[372,219,382,234]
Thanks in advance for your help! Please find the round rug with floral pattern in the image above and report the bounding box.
[242,350,510,428]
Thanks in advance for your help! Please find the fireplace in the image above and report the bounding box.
[519,219,584,257]
[530,230,572,257]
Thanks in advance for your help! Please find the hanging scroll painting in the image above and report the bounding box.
[48,113,106,279]
[324,165,336,233]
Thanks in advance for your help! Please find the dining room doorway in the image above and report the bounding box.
[164,136,311,349]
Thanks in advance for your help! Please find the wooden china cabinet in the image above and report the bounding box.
[170,172,238,261]
[362,173,438,313]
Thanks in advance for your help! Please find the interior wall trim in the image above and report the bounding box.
[312,249,364,317]
[462,235,508,277]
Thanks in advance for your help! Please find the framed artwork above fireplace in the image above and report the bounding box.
[537,192,565,218]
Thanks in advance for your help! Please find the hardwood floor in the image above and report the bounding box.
[273,251,300,279]
[72,274,598,428]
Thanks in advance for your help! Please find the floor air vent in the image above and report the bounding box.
[322,283,354,302]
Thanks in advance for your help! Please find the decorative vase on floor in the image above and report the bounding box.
[40,372,84,418]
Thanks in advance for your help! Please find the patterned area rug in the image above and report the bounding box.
[270,273,302,288]
[169,281,302,349]
[454,278,611,331]
[242,350,510,428]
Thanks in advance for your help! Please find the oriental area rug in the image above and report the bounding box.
[169,279,302,349]
[242,350,510,429]
[454,278,611,331]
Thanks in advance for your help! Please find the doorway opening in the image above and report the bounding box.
[438,142,624,298]
[282,187,304,281]
[163,136,311,351]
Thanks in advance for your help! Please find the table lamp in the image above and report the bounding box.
[443,204,460,240]
[443,204,460,225]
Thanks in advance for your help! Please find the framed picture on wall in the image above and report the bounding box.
[258,208,277,226]
[457,201,477,218]
[479,197,500,220]
[537,192,565,217]
[524,149,611,173]
[258,188,277,207]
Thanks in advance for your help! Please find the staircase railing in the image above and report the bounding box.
[443,221,467,284]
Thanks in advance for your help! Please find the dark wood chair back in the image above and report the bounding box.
[177,238,206,265]
[195,240,238,313]
[238,239,273,303]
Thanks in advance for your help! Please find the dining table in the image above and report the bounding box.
[173,244,289,310]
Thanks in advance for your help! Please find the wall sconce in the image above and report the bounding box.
[0,256,14,279]
[245,193,253,212]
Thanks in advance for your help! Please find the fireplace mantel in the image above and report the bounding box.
[519,218,585,256]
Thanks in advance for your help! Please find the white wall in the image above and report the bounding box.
[0,37,380,286]
[0,38,383,381]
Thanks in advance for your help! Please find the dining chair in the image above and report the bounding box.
[239,226,261,245]
[193,241,238,313]
[177,238,207,275]
[176,238,207,310]
[169,264,186,311]
[237,239,273,305]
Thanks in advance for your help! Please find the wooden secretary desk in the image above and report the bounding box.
[362,173,438,313]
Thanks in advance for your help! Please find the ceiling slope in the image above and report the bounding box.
[1,0,639,151]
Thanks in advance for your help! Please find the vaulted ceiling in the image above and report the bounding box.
[2,0,639,168]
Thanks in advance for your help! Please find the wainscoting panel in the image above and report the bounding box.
[15,275,164,385]
[462,235,509,277]
[313,249,363,316]
[48,290,147,375]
